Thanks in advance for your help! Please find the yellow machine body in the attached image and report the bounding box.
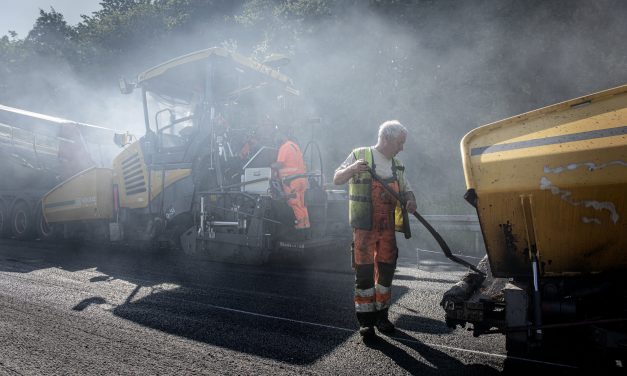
[112,141,150,208]
[43,140,193,223]
[43,168,114,223]
[461,85,627,278]
[111,141,191,209]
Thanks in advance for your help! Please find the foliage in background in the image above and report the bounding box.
[2,0,627,214]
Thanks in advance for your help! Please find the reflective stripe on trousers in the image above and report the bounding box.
[375,283,391,310]
[354,287,375,313]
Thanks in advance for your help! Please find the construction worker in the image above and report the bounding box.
[239,130,259,160]
[273,131,310,230]
[240,117,276,161]
[333,120,416,341]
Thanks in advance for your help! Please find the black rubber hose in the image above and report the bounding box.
[411,210,485,275]
[367,168,485,275]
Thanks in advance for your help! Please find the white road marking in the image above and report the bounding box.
[198,301,578,369]
[416,248,484,260]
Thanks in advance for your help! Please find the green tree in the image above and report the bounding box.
[26,8,77,61]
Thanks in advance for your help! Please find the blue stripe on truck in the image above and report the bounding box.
[470,125,627,156]
[44,200,77,209]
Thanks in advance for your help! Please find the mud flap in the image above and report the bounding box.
[109,222,122,241]
[504,282,530,353]
[180,226,197,256]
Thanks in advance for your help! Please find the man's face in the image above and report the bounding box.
[389,133,406,156]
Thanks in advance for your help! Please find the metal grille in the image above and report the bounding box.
[121,152,146,195]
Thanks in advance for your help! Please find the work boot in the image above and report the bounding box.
[376,318,395,334]
[376,311,395,334]
[359,326,376,341]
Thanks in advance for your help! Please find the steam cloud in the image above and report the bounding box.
[3,0,627,214]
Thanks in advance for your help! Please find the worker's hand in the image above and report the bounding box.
[350,159,369,175]
[405,199,417,214]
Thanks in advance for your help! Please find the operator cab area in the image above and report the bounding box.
[117,48,350,263]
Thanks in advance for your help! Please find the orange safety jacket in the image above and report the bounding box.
[277,140,310,229]
[277,140,306,178]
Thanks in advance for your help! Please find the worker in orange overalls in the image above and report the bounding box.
[273,131,310,230]
[333,120,416,341]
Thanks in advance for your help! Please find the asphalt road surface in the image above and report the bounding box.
[0,238,593,375]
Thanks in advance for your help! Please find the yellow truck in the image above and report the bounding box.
[442,85,627,359]
[0,104,121,240]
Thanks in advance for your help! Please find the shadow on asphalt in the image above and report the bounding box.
[0,238,464,366]
[110,281,412,365]
[393,273,458,284]
[394,314,453,335]
[73,296,107,311]
[369,329,499,375]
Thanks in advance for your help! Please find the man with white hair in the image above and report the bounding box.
[334,120,417,341]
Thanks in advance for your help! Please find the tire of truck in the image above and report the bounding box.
[0,200,9,238]
[11,201,34,240]
[35,204,57,240]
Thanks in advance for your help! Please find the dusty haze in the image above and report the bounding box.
[2,0,627,213]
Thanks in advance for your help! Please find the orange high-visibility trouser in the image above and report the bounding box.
[283,177,310,229]
[353,179,399,327]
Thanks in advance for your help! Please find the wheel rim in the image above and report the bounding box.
[39,215,53,237]
[14,210,27,235]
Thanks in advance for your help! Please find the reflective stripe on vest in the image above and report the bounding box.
[348,147,373,229]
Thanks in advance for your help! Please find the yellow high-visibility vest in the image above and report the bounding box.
[348,147,406,232]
